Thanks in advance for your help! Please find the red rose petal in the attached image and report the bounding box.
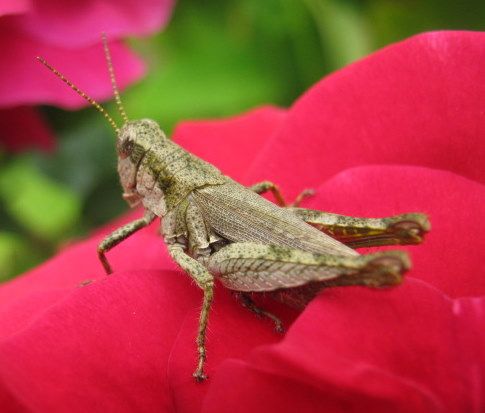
[173,106,286,182]
[244,31,485,197]
[304,165,485,297]
[203,280,485,413]
[0,227,297,411]
[0,270,199,412]
[0,220,167,311]
[165,287,297,412]
[1,31,484,412]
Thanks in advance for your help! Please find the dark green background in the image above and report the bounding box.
[1,0,483,280]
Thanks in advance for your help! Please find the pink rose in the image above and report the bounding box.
[0,0,174,152]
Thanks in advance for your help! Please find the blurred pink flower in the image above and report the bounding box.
[0,0,174,152]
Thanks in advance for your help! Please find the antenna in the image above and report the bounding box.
[101,33,128,124]
[37,56,119,133]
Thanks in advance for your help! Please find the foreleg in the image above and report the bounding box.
[98,211,156,274]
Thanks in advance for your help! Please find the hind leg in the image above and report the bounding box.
[207,242,410,292]
[289,208,430,248]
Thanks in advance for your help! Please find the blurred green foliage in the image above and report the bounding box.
[1,0,484,280]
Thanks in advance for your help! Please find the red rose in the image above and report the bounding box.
[0,31,483,412]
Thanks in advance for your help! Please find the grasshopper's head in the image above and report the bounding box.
[37,35,168,207]
[116,119,168,206]
[117,119,166,158]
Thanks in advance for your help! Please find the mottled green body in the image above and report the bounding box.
[97,119,429,381]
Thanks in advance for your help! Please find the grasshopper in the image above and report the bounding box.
[38,36,430,381]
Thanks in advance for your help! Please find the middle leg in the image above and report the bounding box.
[249,181,314,207]
[167,243,214,382]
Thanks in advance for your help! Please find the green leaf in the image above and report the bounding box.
[34,110,118,198]
[0,232,44,281]
[0,158,82,242]
[304,0,372,70]
[367,0,485,48]
[122,1,316,131]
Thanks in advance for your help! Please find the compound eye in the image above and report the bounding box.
[119,138,134,158]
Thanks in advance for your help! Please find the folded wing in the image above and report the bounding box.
[193,182,357,257]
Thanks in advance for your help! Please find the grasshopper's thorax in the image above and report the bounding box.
[117,119,227,216]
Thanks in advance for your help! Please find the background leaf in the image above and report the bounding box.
[0,158,81,242]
